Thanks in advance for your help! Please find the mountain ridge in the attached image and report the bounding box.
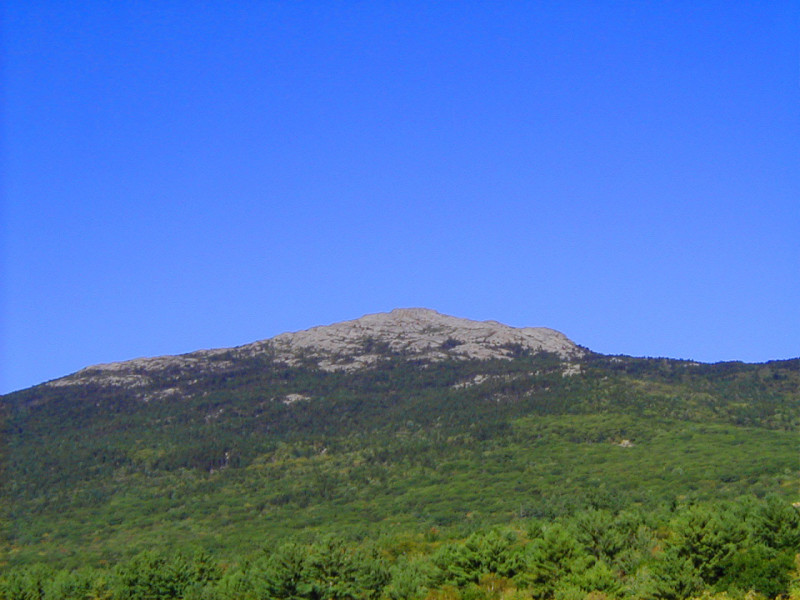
[42,308,583,392]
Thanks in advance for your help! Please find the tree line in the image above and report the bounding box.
[2,495,799,600]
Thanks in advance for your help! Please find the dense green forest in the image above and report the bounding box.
[2,348,799,599]
[1,496,799,599]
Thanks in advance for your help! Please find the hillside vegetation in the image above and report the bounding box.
[1,311,799,598]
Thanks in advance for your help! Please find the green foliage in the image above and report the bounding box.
[434,530,524,586]
[260,541,311,600]
[383,557,435,600]
[303,537,389,600]
[2,350,799,598]
[669,503,749,584]
[650,546,703,600]
[0,564,51,600]
[717,544,794,599]
[1,498,798,599]
[751,495,800,550]
[573,508,627,562]
[521,523,593,598]
[112,551,220,600]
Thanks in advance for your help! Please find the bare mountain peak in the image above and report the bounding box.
[265,308,582,371]
[46,309,583,388]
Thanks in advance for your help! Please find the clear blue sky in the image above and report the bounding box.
[3,1,799,394]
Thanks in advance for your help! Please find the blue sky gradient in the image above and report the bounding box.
[3,1,799,393]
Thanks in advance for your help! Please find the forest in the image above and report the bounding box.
[2,495,799,599]
[2,351,799,599]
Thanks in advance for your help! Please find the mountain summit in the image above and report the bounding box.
[268,308,583,370]
[45,308,582,391]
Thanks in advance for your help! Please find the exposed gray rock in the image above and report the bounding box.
[45,308,583,388]
[46,350,232,389]
[265,308,582,371]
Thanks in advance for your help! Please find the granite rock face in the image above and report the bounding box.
[266,308,582,371]
[46,308,583,388]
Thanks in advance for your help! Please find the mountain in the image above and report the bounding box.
[41,308,583,397]
[2,309,799,571]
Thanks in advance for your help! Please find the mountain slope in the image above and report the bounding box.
[1,309,798,568]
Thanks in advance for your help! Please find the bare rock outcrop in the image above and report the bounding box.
[45,308,583,388]
[264,308,582,371]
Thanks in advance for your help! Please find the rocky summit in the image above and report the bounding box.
[45,308,583,390]
[268,308,583,370]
